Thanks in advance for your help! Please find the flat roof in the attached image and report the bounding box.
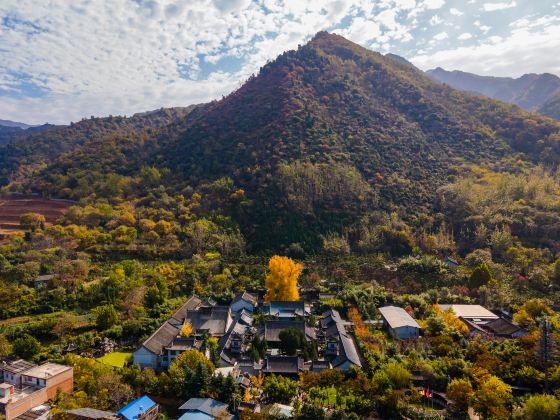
[22,362,71,379]
[439,304,498,320]
[378,306,420,329]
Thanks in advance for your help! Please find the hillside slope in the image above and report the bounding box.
[426,67,560,119]
[4,32,560,251]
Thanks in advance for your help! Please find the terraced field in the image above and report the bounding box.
[0,195,72,236]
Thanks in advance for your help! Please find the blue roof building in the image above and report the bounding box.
[117,396,158,420]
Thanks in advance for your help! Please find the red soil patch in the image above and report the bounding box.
[0,195,73,236]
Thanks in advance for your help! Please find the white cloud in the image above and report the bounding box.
[422,0,446,10]
[457,32,472,40]
[412,22,560,76]
[481,1,517,12]
[432,31,448,41]
[449,8,463,16]
[429,14,442,25]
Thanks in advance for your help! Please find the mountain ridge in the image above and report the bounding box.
[426,67,560,119]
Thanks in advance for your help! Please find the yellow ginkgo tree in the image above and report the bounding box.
[264,255,302,302]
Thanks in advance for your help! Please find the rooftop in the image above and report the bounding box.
[267,300,306,318]
[186,306,232,336]
[66,408,117,419]
[264,320,315,342]
[265,356,303,374]
[116,396,156,420]
[0,359,36,375]
[22,363,71,380]
[439,304,498,320]
[378,306,420,329]
[179,397,231,417]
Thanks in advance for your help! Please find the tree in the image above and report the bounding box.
[446,378,473,416]
[523,394,560,420]
[469,262,492,289]
[13,334,41,359]
[473,375,511,419]
[181,322,193,337]
[263,374,298,403]
[264,255,302,302]
[95,304,118,330]
[20,212,46,231]
[279,327,305,355]
[0,334,12,357]
[384,362,411,389]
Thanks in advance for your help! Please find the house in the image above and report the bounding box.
[378,306,421,340]
[438,304,499,324]
[116,396,158,420]
[66,408,118,420]
[186,305,233,337]
[483,318,529,338]
[266,301,307,319]
[319,310,362,371]
[218,310,255,367]
[230,292,257,313]
[178,398,233,420]
[445,257,459,269]
[33,274,56,289]
[0,361,73,420]
[133,296,202,370]
[264,356,304,376]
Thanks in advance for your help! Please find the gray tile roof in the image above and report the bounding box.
[66,408,117,419]
[333,322,361,368]
[0,359,36,375]
[141,321,180,355]
[267,301,305,317]
[264,320,315,342]
[179,398,230,416]
[378,306,420,329]
[170,296,203,322]
[264,356,303,374]
[186,306,232,336]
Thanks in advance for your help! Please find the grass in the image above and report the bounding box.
[96,351,132,368]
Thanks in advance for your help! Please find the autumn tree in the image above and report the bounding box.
[473,375,512,419]
[264,256,302,302]
[181,322,193,337]
[446,378,473,416]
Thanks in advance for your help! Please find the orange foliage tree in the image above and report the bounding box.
[264,256,302,302]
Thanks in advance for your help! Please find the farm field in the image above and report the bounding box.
[0,194,72,236]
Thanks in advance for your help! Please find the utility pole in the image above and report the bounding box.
[539,316,553,393]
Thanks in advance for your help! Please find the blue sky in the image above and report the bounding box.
[0,0,559,124]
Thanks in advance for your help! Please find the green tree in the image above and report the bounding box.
[523,394,560,420]
[279,327,305,355]
[469,261,492,289]
[20,212,46,231]
[13,334,41,359]
[384,362,411,389]
[263,374,298,403]
[95,304,119,330]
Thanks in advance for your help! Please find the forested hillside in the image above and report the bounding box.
[1,32,560,253]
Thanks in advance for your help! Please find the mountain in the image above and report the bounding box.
[0,119,36,129]
[2,32,560,251]
[426,67,560,119]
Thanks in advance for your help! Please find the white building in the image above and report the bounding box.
[378,306,421,340]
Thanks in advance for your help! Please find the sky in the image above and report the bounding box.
[1,0,559,124]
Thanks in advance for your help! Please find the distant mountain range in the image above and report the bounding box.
[0,119,36,129]
[426,67,560,120]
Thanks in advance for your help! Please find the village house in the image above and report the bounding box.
[134,294,364,379]
[0,360,73,420]
[116,396,158,420]
[379,306,421,340]
[439,304,529,338]
[178,397,233,420]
